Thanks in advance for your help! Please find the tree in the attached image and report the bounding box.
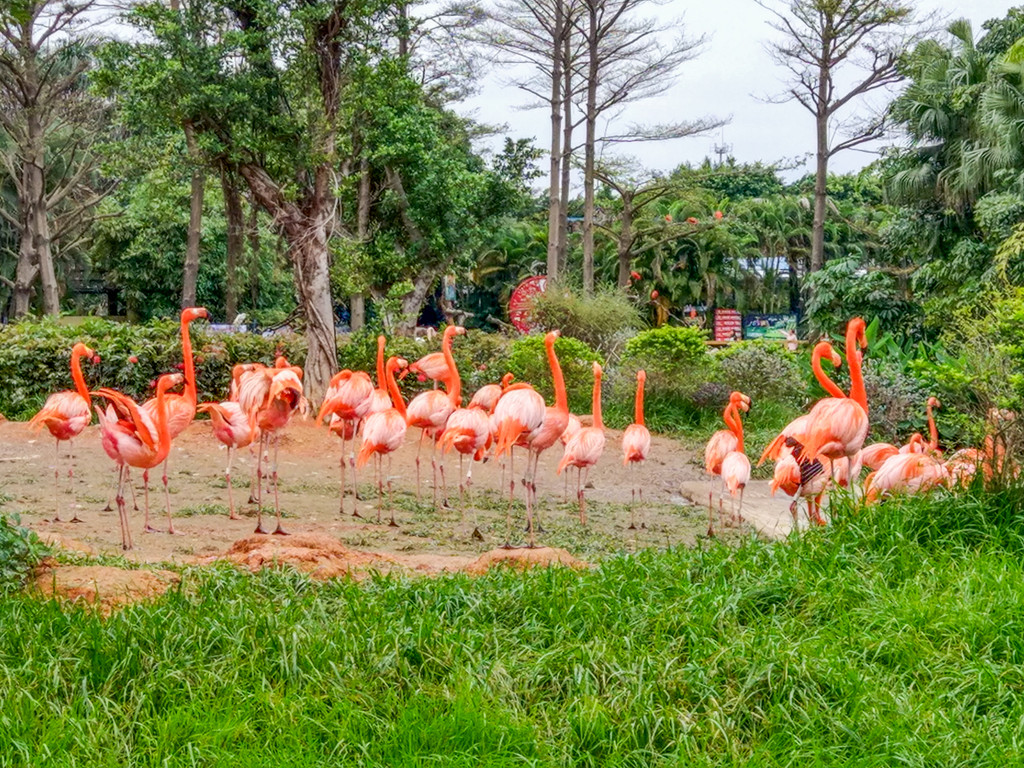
[575,0,719,293]
[0,0,111,316]
[761,0,922,274]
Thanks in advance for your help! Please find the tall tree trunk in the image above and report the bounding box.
[616,196,633,288]
[559,29,573,276]
[811,67,829,274]
[397,267,437,335]
[239,163,338,405]
[246,193,261,310]
[12,212,36,317]
[546,0,564,281]
[221,166,243,321]
[351,157,371,332]
[181,122,204,309]
[582,0,598,294]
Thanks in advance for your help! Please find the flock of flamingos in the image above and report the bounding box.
[21,309,1006,552]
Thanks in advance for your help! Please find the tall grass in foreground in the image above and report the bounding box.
[4,488,1024,765]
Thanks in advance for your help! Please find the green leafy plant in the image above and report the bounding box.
[716,340,805,406]
[529,284,642,357]
[506,335,603,414]
[0,515,47,593]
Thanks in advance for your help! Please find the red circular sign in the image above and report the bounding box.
[508,276,547,333]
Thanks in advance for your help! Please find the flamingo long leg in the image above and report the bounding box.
[375,453,384,524]
[68,439,82,523]
[338,432,347,515]
[117,465,133,551]
[142,469,157,533]
[161,458,176,535]
[52,438,61,522]
[579,467,590,526]
[272,435,286,535]
[226,446,238,520]
[254,435,268,534]
[415,430,425,502]
[387,453,396,527]
[350,429,360,513]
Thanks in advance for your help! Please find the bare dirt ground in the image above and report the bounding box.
[0,419,763,567]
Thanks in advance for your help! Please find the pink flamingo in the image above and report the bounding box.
[29,342,97,522]
[799,318,870,475]
[861,397,941,471]
[865,452,949,503]
[196,401,259,520]
[93,373,183,550]
[770,445,830,526]
[366,335,393,416]
[493,379,545,542]
[715,391,752,535]
[469,372,514,413]
[557,362,606,526]
[407,347,452,389]
[439,378,491,536]
[706,391,752,502]
[317,363,374,516]
[139,306,209,534]
[236,358,307,534]
[406,325,464,506]
[622,370,651,530]
[357,356,410,525]
[518,330,570,539]
[560,413,582,502]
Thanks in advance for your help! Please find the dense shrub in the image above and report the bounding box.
[716,341,805,406]
[862,357,929,444]
[618,326,716,400]
[0,515,46,593]
[506,334,603,414]
[529,284,642,358]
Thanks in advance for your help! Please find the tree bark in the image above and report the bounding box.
[616,194,634,288]
[811,60,830,274]
[221,166,243,321]
[397,267,437,335]
[582,0,598,294]
[351,157,371,331]
[246,194,261,309]
[546,0,564,281]
[181,122,205,309]
[559,28,573,276]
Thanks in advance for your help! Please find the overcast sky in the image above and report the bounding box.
[458,1,1018,181]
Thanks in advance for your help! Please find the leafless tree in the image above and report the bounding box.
[759,0,928,272]
[0,0,113,316]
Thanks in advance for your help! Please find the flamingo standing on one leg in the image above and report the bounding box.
[406,325,464,507]
[357,356,410,525]
[557,362,606,526]
[29,342,97,523]
[140,307,209,534]
[622,370,651,531]
[196,401,259,519]
[93,373,183,550]
[317,368,373,516]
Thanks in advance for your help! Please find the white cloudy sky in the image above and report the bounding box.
[458,0,1017,181]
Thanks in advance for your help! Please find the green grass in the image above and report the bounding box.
[4,487,1024,765]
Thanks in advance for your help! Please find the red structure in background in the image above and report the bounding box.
[508,276,547,333]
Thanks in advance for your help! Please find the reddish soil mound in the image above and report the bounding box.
[463,546,589,575]
[33,563,180,617]
[36,531,96,557]
[211,532,399,580]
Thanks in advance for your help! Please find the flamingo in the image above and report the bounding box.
[366,335,393,416]
[861,397,941,471]
[196,401,259,520]
[236,358,307,534]
[317,364,374,516]
[29,342,97,522]
[469,372,514,413]
[139,306,209,534]
[864,452,949,503]
[798,318,870,475]
[492,375,545,542]
[706,391,752,503]
[439,372,491,535]
[557,362,606,526]
[770,445,830,526]
[716,392,752,536]
[357,356,410,525]
[518,330,570,539]
[406,325,464,506]
[93,373,183,550]
[560,413,582,502]
[622,370,651,530]
[407,348,452,389]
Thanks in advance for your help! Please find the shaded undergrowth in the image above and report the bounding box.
[3,487,1024,765]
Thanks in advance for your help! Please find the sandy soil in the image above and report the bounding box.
[0,419,749,565]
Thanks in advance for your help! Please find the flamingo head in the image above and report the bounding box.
[443,325,466,340]
[501,372,514,389]
[812,340,842,368]
[268,369,303,405]
[592,362,603,380]
[71,342,96,360]
[377,334,386,351]
[182,307,209,323]
[158,372,186,393]
[928,396,941,409]
[636,369,646,384]
[729,391,751,412]
[544,329,561,346]
[848,317,867,351]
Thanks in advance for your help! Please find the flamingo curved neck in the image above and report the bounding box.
[442,330,461,406]
[546,339,567,412]
[591,373,604,431]
[811,344,845,399]
[181,314,198,407]
[70,347,89,402]
[634,376,645,426]
[926,402,938,450]
[732,406,745,453]
[846,327,867,410]
[375,336,386,389]
[385,359,407,418]
[722,402,739,438]
[155,378,175,458]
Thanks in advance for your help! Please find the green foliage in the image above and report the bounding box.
[6,488,1024,763]
[0,318,305,419]
[528,285,642,358]
[0,514,46,593]
[716,341,805,406]
[506,335,603,414]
